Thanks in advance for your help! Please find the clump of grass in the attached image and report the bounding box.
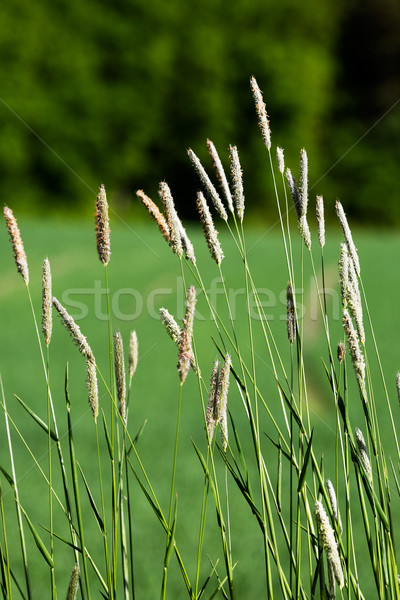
[1,75,400,600]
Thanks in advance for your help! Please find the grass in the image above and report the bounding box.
[1,79,400,599]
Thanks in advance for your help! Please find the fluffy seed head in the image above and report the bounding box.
[129,330,138,380]
[205,360,220,443]
[95,184,111,266]
[207,139,234,213]
[114,332,126,422]
[196,191,224,265]
[136,189,170,243]
[53,297,94,361]
[336,200,360,276]
[326,479,342,534]
[178,286,197,383]
[286,282,296,345]
[160,308,182,345]
[178,221,196,265]
[339,243,349,309]
[299,148,308,215]
[229,145,245,222]
[337,342,346,363]
[188,148,228,221]
[3,206,29,284]
[316,195,325,248]
[315,500,344,590]
[355,427,373,484]
[250,76,271,151]
[159,181,183,258]
[285,169,302,220]
[217,354,231,452]
[66,563,80,600]
[42,258,52,346]
[276,147,285,174]
[299,214,311,250]
[86,358,99,422]
[343,308,366,398]
[347,255,365,344]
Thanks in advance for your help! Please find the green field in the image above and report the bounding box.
[1,214,400,597]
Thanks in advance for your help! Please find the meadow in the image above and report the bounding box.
[1,81,400,599]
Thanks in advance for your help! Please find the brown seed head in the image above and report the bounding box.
[286,282,296,344]
[114,332,126,422]
[3,206,29,284]
[136,189,170,243]
[42,258,52,346]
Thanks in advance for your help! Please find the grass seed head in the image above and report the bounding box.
[229,145,245,222]
[299,148,308,215]
[159,181,183,258]
[286,282,296,344]
[3,206,29,285]
[52,297,94,361]
[326,479,342,533]
[42,257,52,346]
[95,184,111,266]
[285,169,302,220]
[337,342,346,363]
[178,286,196,383]
[188,148,228,221]
[129,330,138,380]
[114,332,126,422]
[250,76,271,151]
[136,189,170,243]
[160,308,182,346]
[217,354,231,451]
[315,500,344,590]
[207,139,234,213]
[355,427,373,484]
[276,147,285,174]
[66,563,80,600]
[396,372,400,405]
[205,360,220,443]
[336,200,360,276]
[86,358,99,422]
[343,308,366,398]
[178,221,196,265]
[316,195,325,248]
[196,191,224,265]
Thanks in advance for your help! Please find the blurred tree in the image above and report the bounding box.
[0,0,397,224]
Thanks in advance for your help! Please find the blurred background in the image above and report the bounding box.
[0,0,399,224]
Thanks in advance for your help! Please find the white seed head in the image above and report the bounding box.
[95,184,111,266]
[160,308,182,345]
[355,427,373,484]
[336,200,360,276]
[53,297,94,361]
[343,308,366,398]
[196,191,224,265]
[188,148,228,221]
[326,479,342,534]
[316,195,325,248]
[315,500,344,590]
[129,330,138,380]
[229,145,245,222]
[207,139,234,213]
[178,221,196,265]
[178,286,197,383]
[299,148,308,216]
[250,76,271,151]
[276,147,285,174]
[217,354,231,452]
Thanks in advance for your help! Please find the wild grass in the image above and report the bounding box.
[1,78,400,599]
